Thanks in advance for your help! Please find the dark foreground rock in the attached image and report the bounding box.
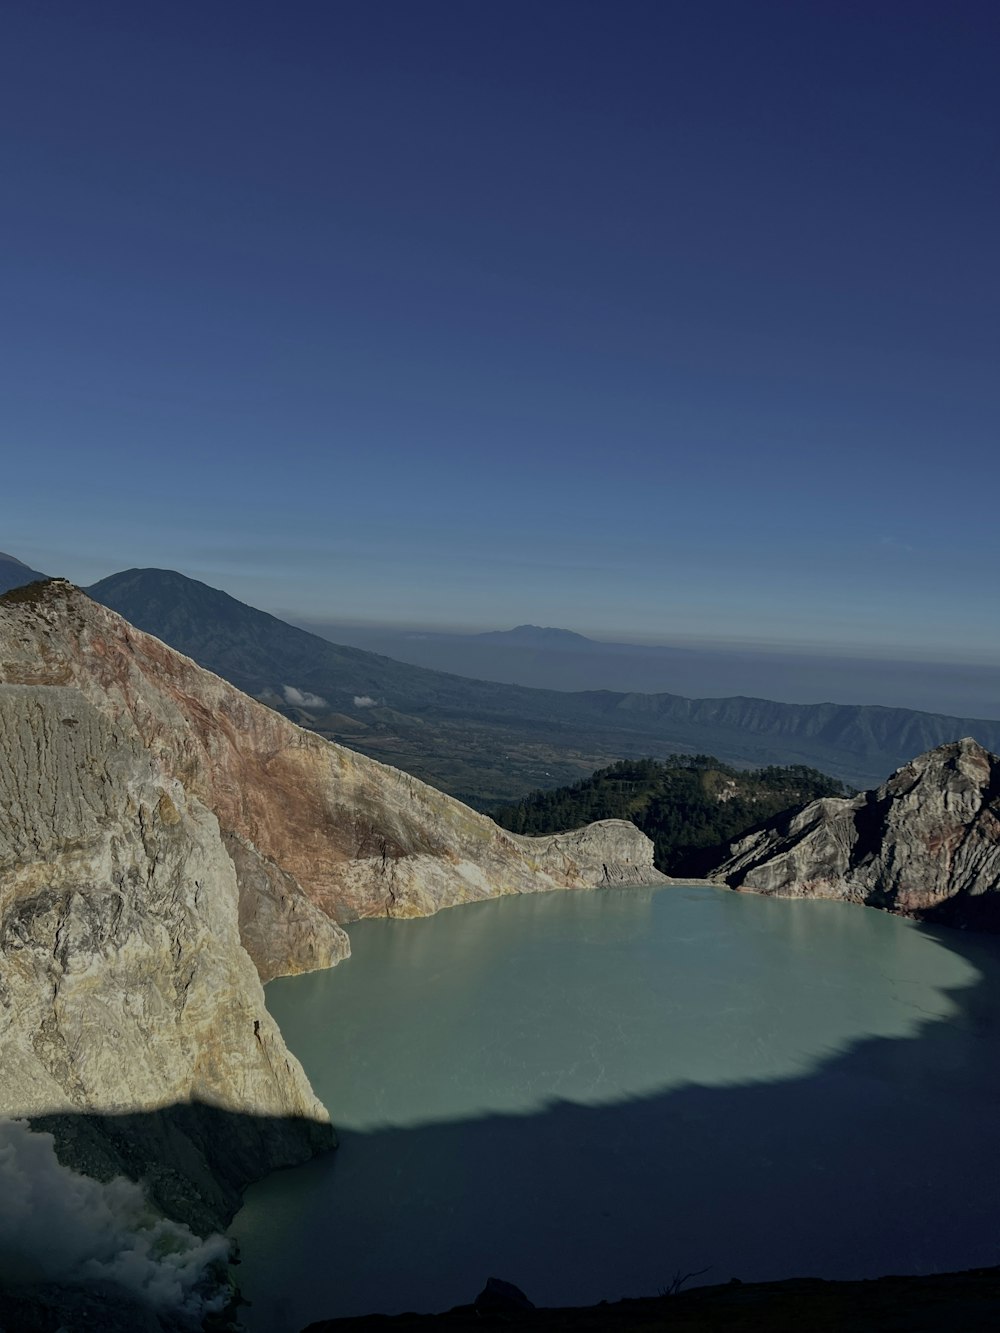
[0,1280,176,1332]
[474,1277,535,1313]
[303,1266,1000,1332]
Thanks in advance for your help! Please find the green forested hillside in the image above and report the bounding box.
[492,756,850,876]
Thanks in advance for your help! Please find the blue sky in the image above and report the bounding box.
[2,1,998,658]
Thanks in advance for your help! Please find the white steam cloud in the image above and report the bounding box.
[282,684,330,710]
[0,1119,230,1322]
[353,695,377,708]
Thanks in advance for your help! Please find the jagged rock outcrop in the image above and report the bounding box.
[223,829,349,983]
[523,819,665,885]
[1,580,351,982]
[705,738,1000,929]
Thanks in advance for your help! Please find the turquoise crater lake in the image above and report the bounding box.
[230,884,1000,1330]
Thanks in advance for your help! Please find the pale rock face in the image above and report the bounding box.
[707,738,1000,928]
[0,683,331,1229]
[223,830,350,983]
[513,819,665,887]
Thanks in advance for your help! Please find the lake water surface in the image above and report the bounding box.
[230,884,1000,1330]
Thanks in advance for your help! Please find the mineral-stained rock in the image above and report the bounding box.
[705,738,1000,929]
[223,829,350,983]
[0,684,332,1230]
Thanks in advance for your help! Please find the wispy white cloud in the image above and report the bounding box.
[282,685,329,709]
[353,695,377,708]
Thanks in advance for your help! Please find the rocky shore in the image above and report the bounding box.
[704,736,1000,930]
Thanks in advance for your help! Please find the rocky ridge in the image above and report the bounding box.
[705,737,1000,928]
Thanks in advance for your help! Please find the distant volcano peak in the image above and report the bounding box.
[482,624,593,644]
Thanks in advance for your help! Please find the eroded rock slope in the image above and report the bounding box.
[706,738,1000,928]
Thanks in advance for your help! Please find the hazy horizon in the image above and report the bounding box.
[6,545,998,717]
[288,612,1000,720]
[291,611,1000,666]
[11,539,1000,666]
[4,6,1000,1325]
[7,545,1000,672]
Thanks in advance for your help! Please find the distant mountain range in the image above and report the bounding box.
[293,615,1000,718]
[85,566,1000,803]
[5,554,997,803]
[476,624,599,646]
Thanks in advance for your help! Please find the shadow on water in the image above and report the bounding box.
[229,918,1000,1330]
[25,1102,334,1238]
[1,1104,330,1331]
[6,920,1000,1331]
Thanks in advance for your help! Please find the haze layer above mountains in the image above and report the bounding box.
[76,566,1000,804]
[296,618,1000,719]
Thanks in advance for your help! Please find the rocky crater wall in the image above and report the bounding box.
[705,737,1000,929]
[0,582,663,1238]
[0,684,331,1232]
